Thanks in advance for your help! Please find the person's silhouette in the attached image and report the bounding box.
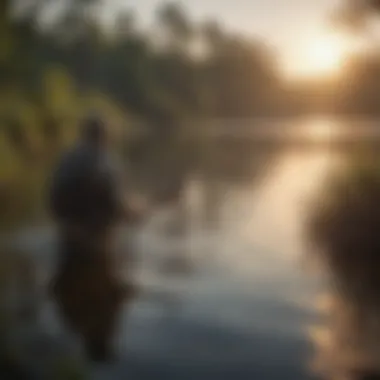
[48,116,143,362]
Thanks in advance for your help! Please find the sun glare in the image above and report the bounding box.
[305,37,344,76]
[285,33,350,79]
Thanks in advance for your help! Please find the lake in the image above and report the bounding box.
[11,117,364,379]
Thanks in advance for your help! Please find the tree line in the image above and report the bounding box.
[2,0,380,226]
[3,0,380,135]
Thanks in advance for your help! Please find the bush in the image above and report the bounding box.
[307,155,380,307]
[307,154,380,377]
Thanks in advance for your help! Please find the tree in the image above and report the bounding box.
[155,2,193,53]
[114,10,137,39]
[332,0,380,36]
[200,33,279,118]
[200,20,227,57]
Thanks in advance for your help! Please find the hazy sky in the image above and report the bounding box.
[107,0,342,70]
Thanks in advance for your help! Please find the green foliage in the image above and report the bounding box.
[156,2,194,53]
[3,0,380,228]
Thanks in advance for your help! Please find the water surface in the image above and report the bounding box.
[15,118,356,379]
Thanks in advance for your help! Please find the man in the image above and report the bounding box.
[49,116,144,362]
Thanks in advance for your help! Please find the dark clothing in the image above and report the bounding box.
[49,142,125,229]
[49,141,136,361]
[52,230,134,362]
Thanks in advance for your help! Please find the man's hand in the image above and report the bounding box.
[123,194,151,225]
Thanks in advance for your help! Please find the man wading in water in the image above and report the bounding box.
[49,116,145,362]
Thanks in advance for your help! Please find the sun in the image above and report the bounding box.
[304,37,344,76]
[284,33,349,79]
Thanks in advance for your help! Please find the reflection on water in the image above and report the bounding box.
[115,139,341,380]
[7,117,375,379]
[116,125,340,379]
[295,117,344,142]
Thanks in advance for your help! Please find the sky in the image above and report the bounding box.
[105,0,343,75]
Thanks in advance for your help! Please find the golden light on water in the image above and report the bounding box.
[308,326,332,349]
[307,119,334,141]
[297,118,343,142]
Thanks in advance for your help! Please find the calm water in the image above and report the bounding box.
[13,118,357,379]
